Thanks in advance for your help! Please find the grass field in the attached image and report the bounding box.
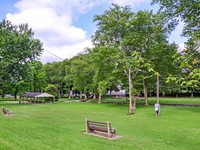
[0,98,199,150]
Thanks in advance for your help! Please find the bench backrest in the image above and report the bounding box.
[86,120,115,134]
[2,107,8,115]
[87,121,109,127]
[88,121,110,130]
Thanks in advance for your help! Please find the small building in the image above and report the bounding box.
[21,92,55,103]
[107,90,126,97]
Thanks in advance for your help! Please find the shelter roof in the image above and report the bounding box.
[21,92,55,98]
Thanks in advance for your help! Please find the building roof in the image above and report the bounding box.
[21,92,55,98]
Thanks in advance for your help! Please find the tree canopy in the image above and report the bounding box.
[152,0,200,95]
[0,20,43,98]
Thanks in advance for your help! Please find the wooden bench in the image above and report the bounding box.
[2,107,13,116]
[85,118,116,139]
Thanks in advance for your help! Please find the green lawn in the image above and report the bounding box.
[0,100,199,150]
[150,97,200,104]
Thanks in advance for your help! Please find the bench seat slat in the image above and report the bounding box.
[89,126,108,132]
[88,121,107,125]
[88,124,108,127]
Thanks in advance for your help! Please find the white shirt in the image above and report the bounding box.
[155,103,160,111]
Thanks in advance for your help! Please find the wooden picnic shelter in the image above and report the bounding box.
[21,92,55,103]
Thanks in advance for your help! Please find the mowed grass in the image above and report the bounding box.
[0,100,199,150]
[147,97,200,105]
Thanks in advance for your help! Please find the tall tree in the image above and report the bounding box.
[90,45,120,103]
[63,59,74,99]
[29,61,47,92]
[152,0,200,95]
[167,47,200,97]
[92,4,171,113]
[93,4,139,113]
[43,61,66,98]
[0,20,43,98]
[70,52,95,100]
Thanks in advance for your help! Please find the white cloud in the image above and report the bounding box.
[6,0,96,63]
[13,0,98,15]
[178,43,185,52]
[40,39,93,63]
[169,21,188,44]
[110,0,146,6]
[5,0,152,63]
[7,8,86,46]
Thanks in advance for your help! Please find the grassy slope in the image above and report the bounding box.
[0,101,199,150]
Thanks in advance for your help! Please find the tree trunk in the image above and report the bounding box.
[2,90,5,98]
[60,83,64,97]
[58,89,61,99]
[98,94,102,103]
[149,90,152,97]
[176,90,179,97]
[109,89,112,96]
[68,86,71,99]
[84,87,87,100]
[191,90,194,97]
[14,87,18,101]
[84,93,87,100]
[143,79,148,106]
[128,68,133,114]
[176,93,179,97]
[93,94,96,99]
[133,100,136,110]
[156,75,159,103]
[162,92,165,97]
[80,91,83,99]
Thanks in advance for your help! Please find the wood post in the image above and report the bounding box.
[156,74,159,103]
[98,94,102,103]
[85,118,88,133]
[128,68,133,114]
[107,121,110,138]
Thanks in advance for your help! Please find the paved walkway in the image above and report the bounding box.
[62,100,81,103]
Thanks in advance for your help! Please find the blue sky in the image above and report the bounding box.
[0,0,187,63]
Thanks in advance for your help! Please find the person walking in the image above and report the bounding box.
[154,103,160,117]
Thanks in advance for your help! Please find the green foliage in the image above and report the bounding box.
[151,0,200,94]
[29,61,47,91]
[93,4,133,46]
[151,0,200,38]
[0,20,43,97]
[92,4,177,107]
[171,49,200,92]
[152,0,200,78]
[97,80,110,95]
[45,84,58,98]
[43,61,66,97]
[90,45,121,98]
[70,53,94,94]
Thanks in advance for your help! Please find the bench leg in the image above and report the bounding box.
[107,121,111,138]
[85,118,89,133]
